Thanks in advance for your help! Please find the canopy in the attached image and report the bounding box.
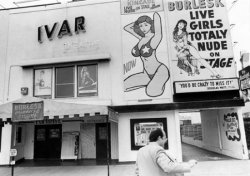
[0,96,108,121]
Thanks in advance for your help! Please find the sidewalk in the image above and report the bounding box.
[0,159,250,176]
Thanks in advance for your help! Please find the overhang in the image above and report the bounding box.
[0,96,109,122]
[109,99,245,113]
[15,53,111,67]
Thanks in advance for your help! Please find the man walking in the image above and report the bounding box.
[135,128,197,176]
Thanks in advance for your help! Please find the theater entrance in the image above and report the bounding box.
[34,124,62,159]
[96,123,110,160]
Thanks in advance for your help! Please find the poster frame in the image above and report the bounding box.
[130,118,167,150]
[33,68,52,97]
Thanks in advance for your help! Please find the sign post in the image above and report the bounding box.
[10,149,17,176]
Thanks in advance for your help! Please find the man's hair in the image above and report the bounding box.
[149,128,164,142]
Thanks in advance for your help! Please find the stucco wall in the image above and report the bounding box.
[0,125,12,165]
[118,110,181,162]
[201,110,221,151]
[201,108,248,159]
[5,1,122,104]
[0,11,9,103]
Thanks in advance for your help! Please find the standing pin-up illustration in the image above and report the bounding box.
[124,12,170,97]
[173,19,221,79]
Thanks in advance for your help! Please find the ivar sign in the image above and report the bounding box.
[38,16,85,43]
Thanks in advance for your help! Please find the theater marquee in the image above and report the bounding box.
[174,78,239,94]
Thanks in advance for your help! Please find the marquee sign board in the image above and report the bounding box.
[174,78,239,94]
[12,101,44,122]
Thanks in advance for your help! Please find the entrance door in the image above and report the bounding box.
[244,118,250,149]
[34,124,62,159]
[96,123,110,160]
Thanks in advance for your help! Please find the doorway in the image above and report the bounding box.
[95,123,110,160]
[34,124,62,159]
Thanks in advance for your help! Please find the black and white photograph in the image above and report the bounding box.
[0,0,249,176]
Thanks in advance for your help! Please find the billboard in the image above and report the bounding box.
[165,0,237,93]
[121,0,172,100]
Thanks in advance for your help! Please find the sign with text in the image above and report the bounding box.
[174,78,239,93]
[239,66,250,90]
[12,102,44,122]
[10,149,17,157]
[165,0,236,81]
[121,0,163,15]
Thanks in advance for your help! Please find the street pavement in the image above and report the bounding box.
[0,159,250,176]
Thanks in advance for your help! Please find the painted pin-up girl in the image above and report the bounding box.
[124,12,170,97]
[173,19,221,79]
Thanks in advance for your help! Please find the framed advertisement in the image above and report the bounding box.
[34,68,52,97]
[130,118,167,150]
[77,65,98,97]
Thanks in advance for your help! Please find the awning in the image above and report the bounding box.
[0,96,109,123]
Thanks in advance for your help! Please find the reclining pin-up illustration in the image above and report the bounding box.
[124,12,170,97]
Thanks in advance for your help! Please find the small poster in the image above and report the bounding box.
[223,112,241,141]
[134,122,163,146]
[34,68,52,96]
[130,118,167,150]
[78,65,98,96]
[121,0,163,15]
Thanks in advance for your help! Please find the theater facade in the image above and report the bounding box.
[0,0,248,165]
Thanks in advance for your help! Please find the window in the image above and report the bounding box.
[77,65,98,97]
[14,125,23,146]
[34,64,98,98]
[55,66,75,98]
[34,68,52,97]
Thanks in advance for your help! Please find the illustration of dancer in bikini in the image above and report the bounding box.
[124,12,170,97]
[173,19,221,79]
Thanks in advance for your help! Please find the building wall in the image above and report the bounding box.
[228,0,250,70]
[201,110,221,150]
[24,123,34,159]
[4,0,122,104]
[11,124,25,161]
[0,11,9,103]
[201,108,248,159]
[218,108,248,159]
[118,110,181,162]
[0,124,12,165]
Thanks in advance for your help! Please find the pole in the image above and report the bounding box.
[11,156,14,176]
[106,115,110,176]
